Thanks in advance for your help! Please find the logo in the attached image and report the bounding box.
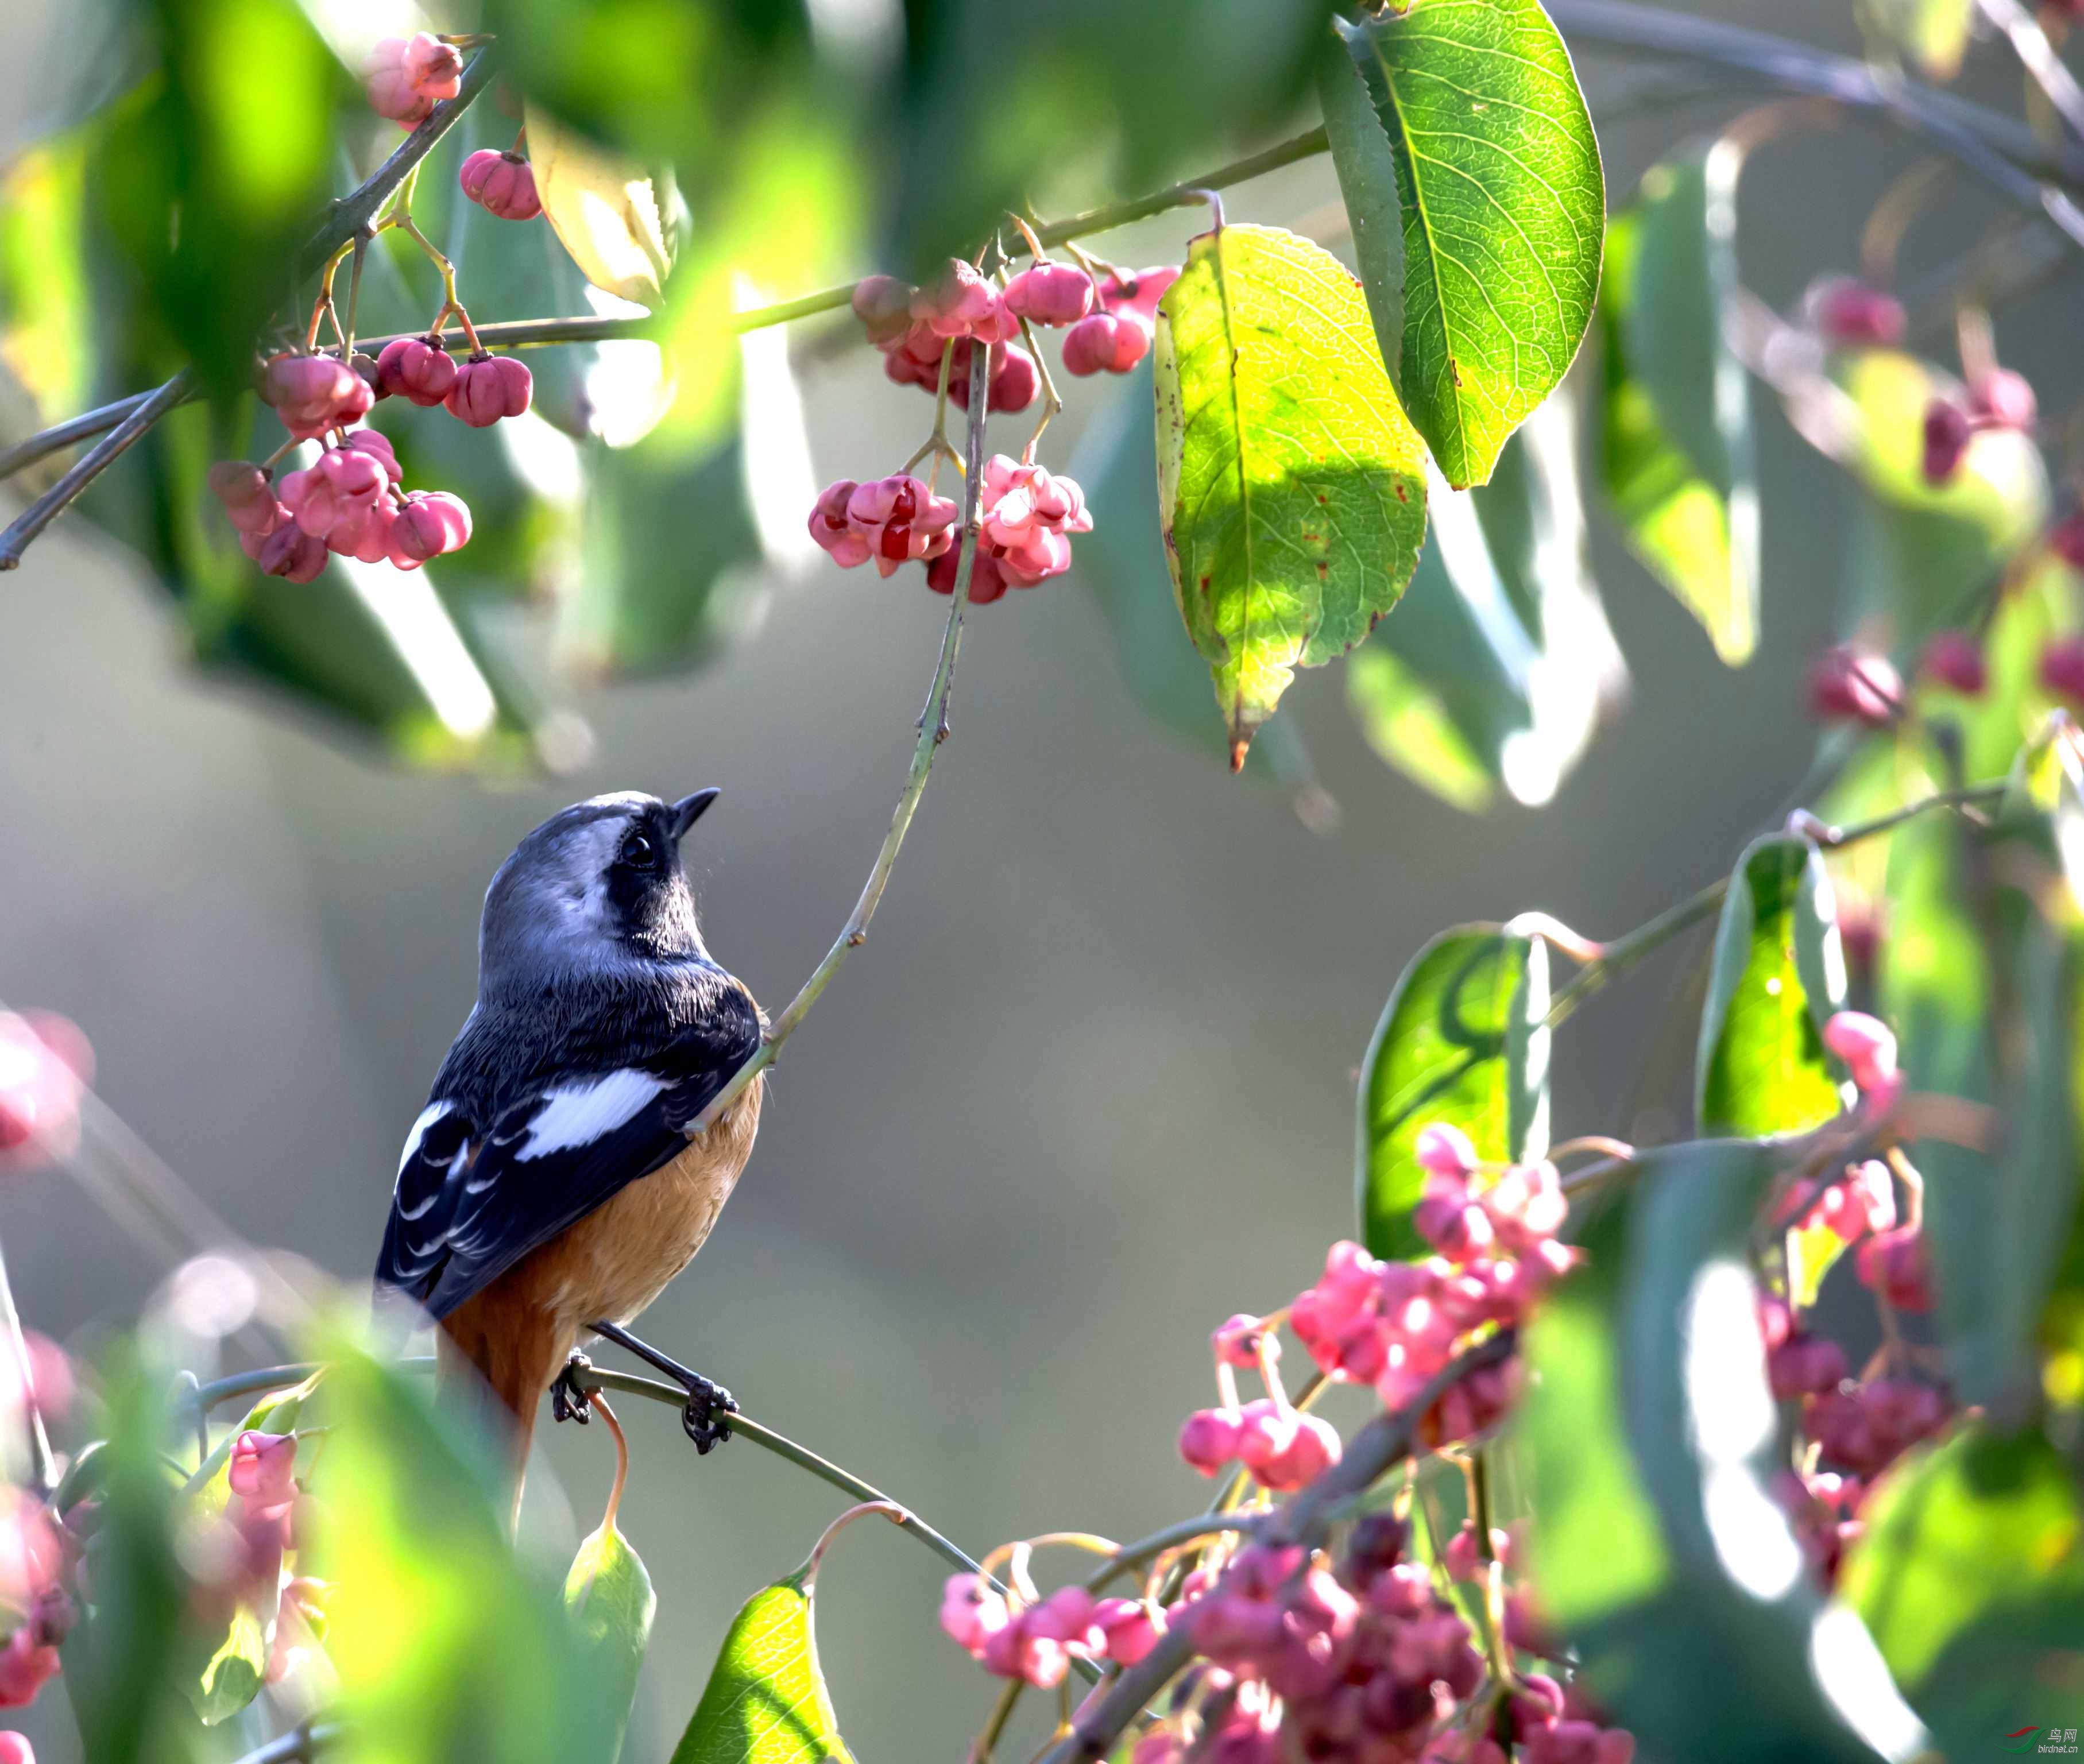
[2005,1729,2082,1756]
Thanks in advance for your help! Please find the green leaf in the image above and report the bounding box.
[1345,637,1499,813]
[669,1566,855,1764]
[1316,32,1405,395]
[310,1322,606,1764]
[1884,808,2081,1413]
[527,104,678,309]
[567,1518,657,1761]
[1522,1142,1921,1762]
[1598,144,1758,664]
[1357,925,1549,1259]
[1335,1,1604,488]
[1841,1425,2084,1746]
[1696,835,1847,1140]
[1154,222,1429,768]
[95,0,346,393]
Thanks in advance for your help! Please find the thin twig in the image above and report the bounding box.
[687,339,995,1132]
[228,1722,339,1764]
[1035,1333,1519,1764]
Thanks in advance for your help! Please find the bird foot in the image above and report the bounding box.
[551,1352,594,1425]
[586,1319,738,1454]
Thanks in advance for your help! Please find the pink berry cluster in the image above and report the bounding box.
[1802,276,1907,350]
[0,1011,90,1170]
[362,34,463,127]
[208,431,469,583]
[941,1576,1165,1688]
[1761,1013,1954,1584]
[807,475,961,576]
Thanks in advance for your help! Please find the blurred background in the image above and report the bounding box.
[1,0,2078,1755]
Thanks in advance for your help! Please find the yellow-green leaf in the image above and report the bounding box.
[527,104,677,308]
[669,1568,855,1764]
[1154,222,1428,767]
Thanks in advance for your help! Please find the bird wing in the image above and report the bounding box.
[374,986,759,1321]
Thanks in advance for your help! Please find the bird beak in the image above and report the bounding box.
[668,788,721,840]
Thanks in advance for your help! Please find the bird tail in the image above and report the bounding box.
[437,1293,566,1531]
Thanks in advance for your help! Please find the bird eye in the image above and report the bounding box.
[619,830,657,869]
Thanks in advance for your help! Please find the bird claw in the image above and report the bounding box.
[551,1353,594,1425]
[586,1318,738,1455]
[681,1375,737,1454]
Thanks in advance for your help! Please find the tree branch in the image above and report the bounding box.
[1035,1332,1519,1764]
[1975,0,2084,150]
[229,1722,338,1764]
[686,339,994,1132]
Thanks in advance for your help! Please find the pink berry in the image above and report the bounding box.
[1254,1411,1340,1491]
[279,444,385,537]
[1093,1597,1163,1665]
[1970,367,2037,431]
[251,523,328,583]
[261,353,371,441]
[852,275,917,347]
[1213,1314,1271,1370]
[1768,1331,1849,1399]
[808,479,871,568]
[1098,266,1180,323]
[1178,1405,1244,1475]
[1060,311,1148,376]
[2043,635,2084,703]
[1441,1523,1511,1583]
[228,1431,298,1504]
[1801,277,1906,348]
[0,1731,33,1764]
[0,1631,55,1711]
[1919,629,1986,695]
[847,474,958,578]
[1856,1226,1935,1312]
[327,500,396,564]
[207,461,286,535]
[989,343,1037,413]
[387,492,472,568]
[339,427,401,485]
[1823,1012,1897,1093]
[2050,512,2084,572]
[939,1572,1010,1655]
[925,546,1010,605]
[911,258,1016,343]
[1807,645,1901,727]
[376,336,458,407]
[444,353,533,427]
[459,150,542,221]
[1922,396,1972,483]
[363,33,461,125]
[1414,1123,1478,1180]
[1003,262,1095,328]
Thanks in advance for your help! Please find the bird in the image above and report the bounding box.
[373,788,763,1479]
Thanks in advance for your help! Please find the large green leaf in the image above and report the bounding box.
[310,1326,607,1764]
[1841,1425,2084,1752]
[669,1564,855,1764]
[1357,925,1549,1260]
[1335,2,1604,488]
[95,0,346,393]
[1696,835,1847,1139]
[1522,1144,1921,1763]
[567,1518,657,1761]
[1154,222,1428,768]
[1884,808,2081,1413]
[1598,144,1758,664]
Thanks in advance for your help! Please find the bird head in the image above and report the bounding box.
[477,789,721,994]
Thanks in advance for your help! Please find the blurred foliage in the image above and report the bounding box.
[1597,144,1757,665]
[1356,926,1548,1260]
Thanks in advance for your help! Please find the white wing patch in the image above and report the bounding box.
[515,1069,666,1162]
[396,1102,453,1179]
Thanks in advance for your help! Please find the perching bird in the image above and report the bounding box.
[374,789,763,1472]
